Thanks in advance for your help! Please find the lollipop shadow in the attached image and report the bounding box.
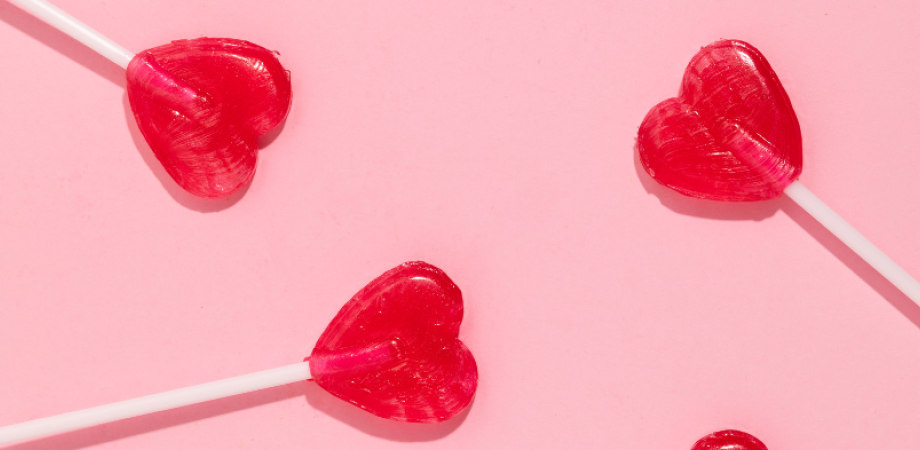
[631,141,920,326]
[0,2,124,87]
[121,94,256,212]
[779,197,920,328]
[633,142,780,221]
[1,380,469,449]
[303,381,472,442]
[3,382,305,450]
[257,112,289,149]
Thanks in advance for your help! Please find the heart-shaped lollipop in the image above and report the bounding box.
[310,261,478,423]
[126,38,292,198]
[637,39,920,305]
[691,430,767,450]
[8,0,292,199]
[638,40,802,201]
[0,262,478,445]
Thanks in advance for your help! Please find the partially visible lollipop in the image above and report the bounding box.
[638,39,920,305]
[691,430,768,450]
[7,0,293,198]
[0,262,478,445]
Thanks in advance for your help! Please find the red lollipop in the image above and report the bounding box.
[0,262,478,445]
[311,262,478,423]
[8,0,292,198]
[691,430,768,450]
[638,40,801,201]
[125,38,291,198]
[638,39,920,306]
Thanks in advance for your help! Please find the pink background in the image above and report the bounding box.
[2,0,920,448]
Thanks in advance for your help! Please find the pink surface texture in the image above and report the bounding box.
[1,0,919,449]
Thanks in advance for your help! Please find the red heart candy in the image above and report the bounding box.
[637,40,802,201]
[126,38,292,198]
[309,261,478,423]
[691,430,768,450]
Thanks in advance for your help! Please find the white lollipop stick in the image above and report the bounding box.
[7,0,134,68]
[0,362,311,446]
[784,180,920,305]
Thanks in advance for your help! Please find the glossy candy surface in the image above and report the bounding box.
[691,430,768,450]
[638,40,802,201]
[309,262,478,423]
[126,38,292,198]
